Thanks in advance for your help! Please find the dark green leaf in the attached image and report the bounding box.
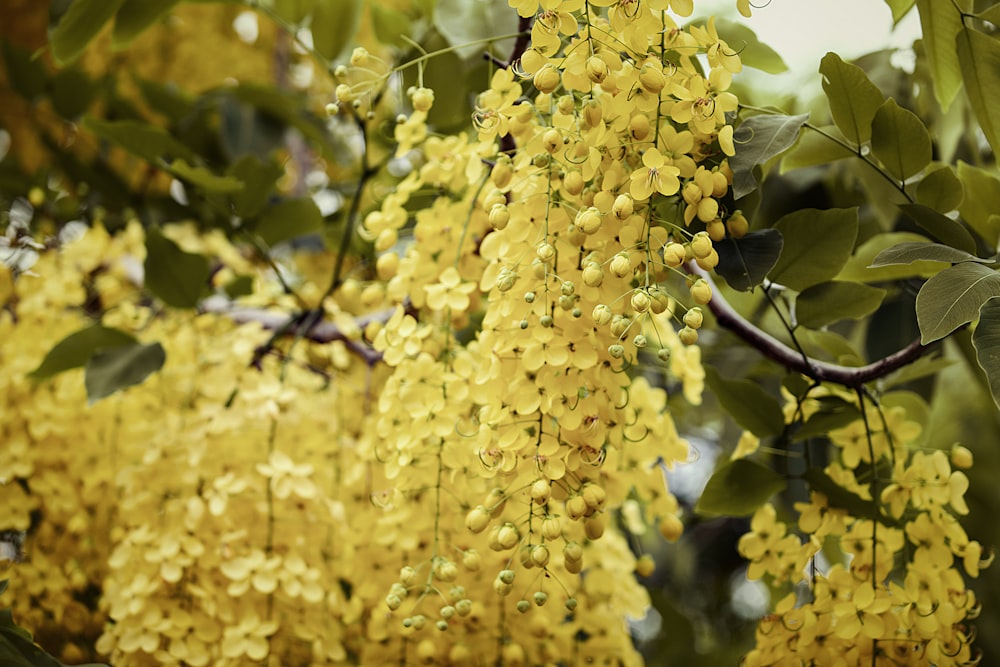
[792,397,861,441]
[900,203,976,254]
[729,113,808,199]
[113,0,181,48]
[165,159,245,194]
[228,155,284,219]
[224,275,255,299]
[957,26,1000,158]
[713,228,783,291]
[916,262,1000,343]
[49,0,126,65]
[915,165,963,214]
[803,468,899,527]
[274,0,315,24]
[50,68,99,119]
[30,325,137,379]
[769,208,859,291]
[83,118,197,164]
[870,98,932,181]
[870,241,990,267]
[796,281,887,328]
[882,354,955,390]
[135,77,194,124]
[705,366,785,438]
[225,85,340,161]
[370,4,412,47]
[973,296,1000,409]
[957,161,1000,245]
[695,459,786,517]
[254,197,324,246]
[916,0,966,110]
[311,0,363,62]
[819,52,885,146]
[780,125,856,173]
[85,342,165,403]
[884,0,916,24]
[713,19,787,74]
[1,41,47,101]
[838,232,943,282]
[144,227,211,308]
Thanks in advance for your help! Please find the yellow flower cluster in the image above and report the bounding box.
[740,391,989,667]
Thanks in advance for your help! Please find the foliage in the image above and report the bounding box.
[0,0,999,666]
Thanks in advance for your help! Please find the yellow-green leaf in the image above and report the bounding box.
[311,0,363,62]
[957,161,1000,246]
[144,227,211,308]
[769,208,859,291]
[113,0,181,49]
[166,159,245,194]
[254,197,324,247]
[838,232,943,282]
[899,204,976,254]
[85,342,166,403]
[916,0,966,110]
[973,296,1000,409]
[870,98,932,181]
[704,366,785,438]
[695,459,786,518]
[796,281,887,329]
[916,262,1000,343]
[820,52,884,146]
[30,325,137,379]
[884,0,916,24]
[780,125,856,173]
[49,0,126,65]
[957,26,1000,160]
[870,241,989,267]
[915,164,963,214]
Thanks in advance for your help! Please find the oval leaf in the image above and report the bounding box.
[957,26,1000,159]
[770,208,859,291]
[916,262,1000,343]
[916,0,964,110]
[957,161,1000,245]
[144,227,211,308]
[30,325,137,379]
[49,0,126,65]
[311,0,363,62]
[83,118,197,164]
[915,165,963,214]
[695,459,786,517]
[870,98,932,181]
[729,113,808,199]
[838,232,943,282]
[166,159,245,194]
[870,241,989,267]
[85,342,166,403]
[705,366,785,438]
[899,203,976,254]
[113,0,181,48]
[973,296,1000,410]
[254,197,324,246]
[820,52,885,146]
[796,281,887,329]
[713,228,783,292]
[780,125,856,173]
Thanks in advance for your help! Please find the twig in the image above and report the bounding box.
[688,263,929,388]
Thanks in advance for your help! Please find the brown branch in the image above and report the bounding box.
[688,264,930,388]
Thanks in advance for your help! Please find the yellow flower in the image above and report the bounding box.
[221,611,279,661]
[424,267,476,311]
[256,450,317,500]
[629,148,681,200]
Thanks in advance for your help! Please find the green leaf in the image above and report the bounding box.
[884,0,916,24]
[779,125,856,173]
[882,353,955,390]
[224,275,255,299]
[838,232,944,282]
[713,19,787,74]
[713,228,783,291]
[274,0,316,24]
[49,0,126,65]
[370,4,412,48]
[49,68,99,119]
[972,296,1000,409]
[85,342,165,403]
[165,159,245,194]
[977,3,1000,26]
[113,0,181,48]
[30,325,137,379]
[144,227,211,308]
[311,0,363,62]
[916,0,966,110]
[254,197,324,246]
[819,52,885,146]
[957,161,1000,246]
[915,164,963,214]
[899,203,976,254]
[803,468,898,527]
[135,77,194,124]
[228,155,284,219]
[729,113,808,199]
[957,26,1000,161]
[434,0,518,60]
[695,459,786,517]
[796,281,887,328]
[704,366,785,438]
[225,84,341,161]
[916,262,1000,343]
[792,397,861,441]
[870,98,932,181]
[870,241,989,267]
[83,118,197,164]
[1,41,48,101]
[769,208,859,291]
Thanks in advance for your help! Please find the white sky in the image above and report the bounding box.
[699,0,922,91]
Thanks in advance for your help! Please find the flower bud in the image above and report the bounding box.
[638,62,666,93]
[530,544,550,568]
[584,514,605,540]
[576,206,602,234]
[489,204,510,230]
[410,87,434,112]
[610,252,632,278]
[543,128,562,154]
[678,326,699,345]
[658,514,684,541]
[951,444,974,469]
[683,307,704,329]
[491,158,513,189]
[563,170,584,195]
[582,264,604,287]
[630,290,651,314]
[592,304,613,325]
[536,242,556,262]
[586,55,609,83]
[466,506,491,533]
[531,479,551,504]
[663,242,687,268]
[690,278,712,304]
[612,194,634,220]
[533,64,561,94]
[727,211,749,238]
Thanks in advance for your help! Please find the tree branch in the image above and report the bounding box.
[689,264,929,388]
